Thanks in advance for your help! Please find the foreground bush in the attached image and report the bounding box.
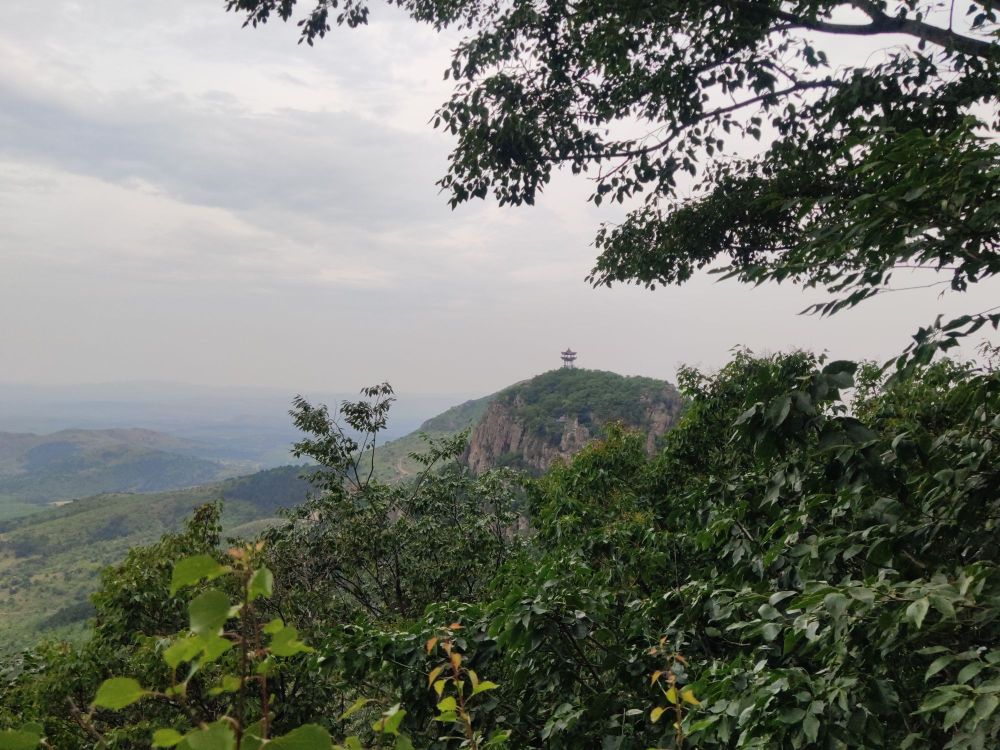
[2,353,999,748]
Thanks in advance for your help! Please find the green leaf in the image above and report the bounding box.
[93,677,148,710]
[0,730,41,750]
[248,567,274,602]
[242,722,266,750]
[957,661,986,684]
[942,700,971,730]
[152,729,185,748]
[189,589,233,636]
[920,689,959,712]
[905,597,930,629]
[483,730,510,747]
[197,632,235,663]
[802,713,819,743]
[472,680,500,695]
[373,705,406,736]
[170,555,229,596]
[178,722,236,750]
[270,625,313,657]
[929,594,956,620]
[778,708,805,723]
[164,636,202,669]
[208,675,242,696]
[925,655,954,681]
[761,622,781,642]
[268,725,334,750]
[974,694,999,721]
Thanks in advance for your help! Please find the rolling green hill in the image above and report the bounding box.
[0,428,247,519]
[0,465,313,654]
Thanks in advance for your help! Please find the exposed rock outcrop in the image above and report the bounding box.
[463,369,682,474]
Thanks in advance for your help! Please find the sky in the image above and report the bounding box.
[1,0,997,397]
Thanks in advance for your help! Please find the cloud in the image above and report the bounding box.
[0,0,996,395]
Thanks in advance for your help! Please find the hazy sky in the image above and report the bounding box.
[2,1,997,396]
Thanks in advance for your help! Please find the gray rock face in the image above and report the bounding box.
[464,385,682,475]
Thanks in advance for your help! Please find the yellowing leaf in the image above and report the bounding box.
[665,686,678,705]
[427,666,444,687]
[340,698,373,720]
[651,706,667,723]
[681,688,700,706]
[425,637,439,654]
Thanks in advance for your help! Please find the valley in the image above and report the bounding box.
[0,367,682,654]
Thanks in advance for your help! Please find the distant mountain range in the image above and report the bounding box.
[0,428,246,520]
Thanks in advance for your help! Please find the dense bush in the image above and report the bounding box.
[2,353,998,748]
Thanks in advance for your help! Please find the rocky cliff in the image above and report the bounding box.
[463,368,683,474]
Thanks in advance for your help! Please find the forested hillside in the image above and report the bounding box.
[465,368,682,473]
[3,354,1000,749]
[0,465,313,654]
[369,369,680,480]
[0,429,244,520]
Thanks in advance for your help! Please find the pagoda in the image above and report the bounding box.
[560,348,577,369]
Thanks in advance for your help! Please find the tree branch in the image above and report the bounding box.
[849,0,998,58]
[745,1,999,59]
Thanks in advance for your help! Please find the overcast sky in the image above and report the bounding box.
[1,0,997,397]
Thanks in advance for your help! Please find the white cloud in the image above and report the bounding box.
[0,0,996,396]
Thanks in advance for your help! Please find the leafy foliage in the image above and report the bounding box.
[4,359,1000,747]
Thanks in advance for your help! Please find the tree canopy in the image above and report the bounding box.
[226,0,999,344]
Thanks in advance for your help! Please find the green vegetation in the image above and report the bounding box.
[0,466,312,655]
[495,368,680,443]
[0,429,244,516]
[1,1,998,747]
[418,395,494,434]
[368,393,492,480]
[4,355,1000,748]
